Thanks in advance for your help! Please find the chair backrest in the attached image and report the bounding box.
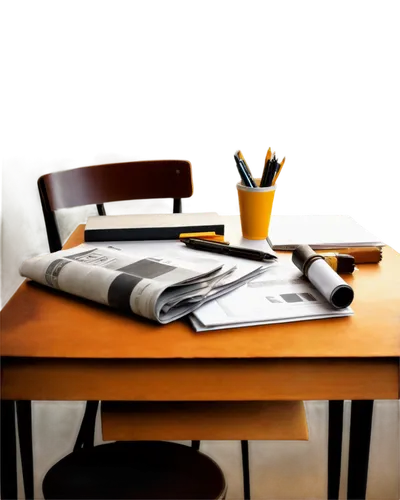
[38,160,193,252]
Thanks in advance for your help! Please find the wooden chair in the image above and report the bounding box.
[31,159,229,499]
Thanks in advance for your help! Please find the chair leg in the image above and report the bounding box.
[1,400,18,500]
[191,440,200,451]
[328,400,344,500]
[347,400,374,500]
[241,440,251,500]
[96,203,106,215]
[173,198,182,213]
[74,401,99,451]
[16,401,34,500]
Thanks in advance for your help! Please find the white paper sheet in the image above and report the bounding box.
[191,261,353,331]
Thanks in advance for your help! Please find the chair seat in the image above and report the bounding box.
[42,441,227,500]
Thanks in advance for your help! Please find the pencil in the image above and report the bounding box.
[237,150,248,163]
[237,148,253,177]
[272,155,287,185]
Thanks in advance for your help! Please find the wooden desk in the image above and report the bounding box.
[1,224,399,499]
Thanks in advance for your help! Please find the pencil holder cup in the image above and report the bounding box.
[237,180,276,240]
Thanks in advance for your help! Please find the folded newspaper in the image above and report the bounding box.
[19,244,270,324]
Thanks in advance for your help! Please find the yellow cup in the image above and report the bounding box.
[237,179,276,240]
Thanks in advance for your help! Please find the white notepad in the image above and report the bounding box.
[267,215,384,250]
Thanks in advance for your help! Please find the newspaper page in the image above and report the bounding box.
[19,244,269,324]
[93,239,275,287]
[191,261,354,331]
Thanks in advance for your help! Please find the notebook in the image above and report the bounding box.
[84,213,225,242]
[267,215,384,250]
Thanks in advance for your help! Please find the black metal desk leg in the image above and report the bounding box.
[1,400,18,500]
[328,400,344,500]
[347,400,374,500]
[16,401,34,499]
[241,439,251,500]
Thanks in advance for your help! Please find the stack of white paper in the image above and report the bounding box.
[267,215,383,250]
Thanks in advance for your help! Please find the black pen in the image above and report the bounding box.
[260,148,272,187]
[265,156,279,187]
[181,238,277,261]
[232,158,254,187]
[260,159,271,187]
[232,149,257,187]
[236,150,254,179]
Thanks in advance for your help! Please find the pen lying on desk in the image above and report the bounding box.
[181,238,277,261]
